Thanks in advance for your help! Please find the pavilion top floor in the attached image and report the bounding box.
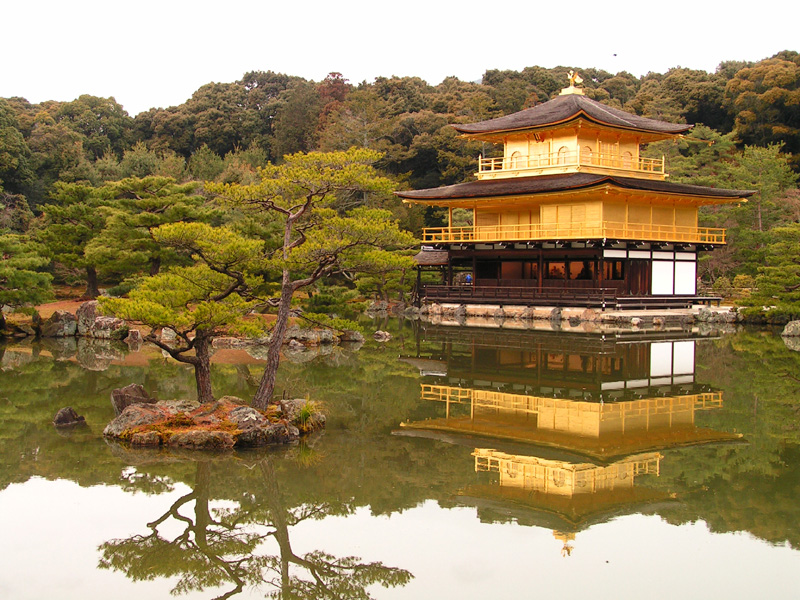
[454,83,693,183]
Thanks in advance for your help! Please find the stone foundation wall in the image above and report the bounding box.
[419,301,740,332]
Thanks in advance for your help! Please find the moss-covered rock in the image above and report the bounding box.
[102,395,325,449]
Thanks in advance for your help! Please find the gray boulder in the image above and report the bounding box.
[111,383,157,416]
[317,329,337,344]
[696,307,713,322]
[53,407,86,427]
[40,311,77,337]
[129,431,163,446]
[228,405,271,446]
[103,403,173,438]
[76,300,128,339]
[281,398,326,432]
[228,405,269,428]
[76,301,100,336]
[373,330,392,342]
[340,329,365,343]
[264,422,300,444]
[168,430,236,449]
[212,336,250,349]
[365,300,389,314]
[124,329,142,351]
[285,325,320,345]
[89,316,129,339]
[781,320,800,337]
[285,325,338,346]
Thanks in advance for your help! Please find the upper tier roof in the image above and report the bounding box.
[396,172,755,202]
[453,94,692,136]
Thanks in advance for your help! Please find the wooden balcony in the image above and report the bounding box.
[422,222,726,245]
[478,150,665,180]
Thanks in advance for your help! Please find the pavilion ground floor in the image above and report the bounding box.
[415,241,720,309]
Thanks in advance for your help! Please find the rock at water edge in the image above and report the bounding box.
[41,311,77,338]
[111,383,157,416]
[53,407,86,427]
[781,321,800,337]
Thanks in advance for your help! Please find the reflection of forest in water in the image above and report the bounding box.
[1,323,800,596]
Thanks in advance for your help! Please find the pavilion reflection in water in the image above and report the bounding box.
[399,326,741,544]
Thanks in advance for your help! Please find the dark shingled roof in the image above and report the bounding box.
[396,173,755,201]
[453,94,692,136]
[414,249,449,266]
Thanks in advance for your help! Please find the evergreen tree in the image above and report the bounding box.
[0,233,52,330]
[84,176,217,280]
[100,222,265,403]
[207,148,416,409]
[38,182,109,298]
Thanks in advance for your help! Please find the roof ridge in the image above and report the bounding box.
[578,95,639,128]
[452,92,691,135]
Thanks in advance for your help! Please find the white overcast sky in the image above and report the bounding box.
[2,0,798,116]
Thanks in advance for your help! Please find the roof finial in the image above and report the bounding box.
[560,71,585,96]
[554,531,576,556]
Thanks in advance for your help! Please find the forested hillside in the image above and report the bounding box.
[2,51,800,316]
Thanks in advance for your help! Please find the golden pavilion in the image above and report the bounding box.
[397,73,754,309]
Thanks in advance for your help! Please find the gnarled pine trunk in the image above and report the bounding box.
[193,335,214,404]
[252,275,293,410]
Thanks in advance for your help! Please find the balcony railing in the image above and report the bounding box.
[478,150,665,178]
[421,384,723,415]
[422,222,726,245]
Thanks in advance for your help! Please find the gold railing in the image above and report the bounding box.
[421,385,723,417]
[478,150,664,177]
[422,221,726,245]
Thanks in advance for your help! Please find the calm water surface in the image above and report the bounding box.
[1,323,799,599]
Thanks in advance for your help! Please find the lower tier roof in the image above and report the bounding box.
[396,173,755,203]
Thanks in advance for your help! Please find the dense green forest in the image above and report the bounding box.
[2,51,800,316]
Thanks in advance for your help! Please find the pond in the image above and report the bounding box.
[1,322,799,599]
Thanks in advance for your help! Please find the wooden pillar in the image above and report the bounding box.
[447,255,453,286]
[599,253,605,287]
[538,250,543,291]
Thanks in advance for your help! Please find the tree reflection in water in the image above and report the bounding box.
[98,458,412,599]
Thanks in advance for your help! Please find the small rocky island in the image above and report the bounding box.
[104,385,325,449]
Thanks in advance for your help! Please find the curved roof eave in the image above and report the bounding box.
[452,94,692,136]
[454,112,692,139]
[395,173,756,203]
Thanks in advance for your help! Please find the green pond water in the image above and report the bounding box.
[1,322,799,599]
